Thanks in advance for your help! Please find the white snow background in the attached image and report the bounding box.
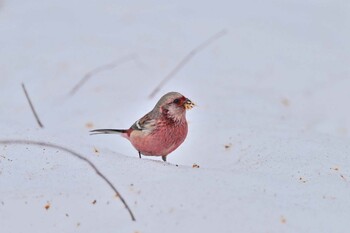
[1,0,350,232]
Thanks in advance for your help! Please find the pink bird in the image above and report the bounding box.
[90,92,195,162]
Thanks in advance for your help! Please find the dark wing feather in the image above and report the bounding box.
[90,129,126,135]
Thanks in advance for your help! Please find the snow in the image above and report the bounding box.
[1,0,350,232]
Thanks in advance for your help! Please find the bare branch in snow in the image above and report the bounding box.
[149,29,227,98]
[69,54,137,96]
[0,139,136,221]
[21,83,44,128]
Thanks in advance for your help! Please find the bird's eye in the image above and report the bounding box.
[173,98,180,104]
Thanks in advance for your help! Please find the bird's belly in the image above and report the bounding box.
[129,124,188,156]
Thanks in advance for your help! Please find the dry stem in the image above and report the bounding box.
[21,83,44,128]
[149,29,227,98]
[0,139,136,221]
[69,54,137,96]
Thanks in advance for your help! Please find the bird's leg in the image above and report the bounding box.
[138,151,141,159]
[162,156,167,162]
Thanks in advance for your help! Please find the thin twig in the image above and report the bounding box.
[0,139,136,221]
[69,54,137,96]
[21,83,44,128]
[149,29,228,98]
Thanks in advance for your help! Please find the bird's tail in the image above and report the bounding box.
[90,129,127,135]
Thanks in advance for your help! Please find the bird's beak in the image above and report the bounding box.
[183,98,195,110]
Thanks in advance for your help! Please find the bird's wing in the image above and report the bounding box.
[131,113,157,133]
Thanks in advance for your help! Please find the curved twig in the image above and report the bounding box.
[0,139,136,221]
[69,54,137,96]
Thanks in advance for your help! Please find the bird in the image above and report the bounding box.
[90,92,195,162]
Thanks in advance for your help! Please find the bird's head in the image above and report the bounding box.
[155,92,195,121]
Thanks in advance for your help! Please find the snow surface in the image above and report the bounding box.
[1,0,350,232]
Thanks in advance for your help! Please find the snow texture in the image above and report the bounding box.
[1,0,350,232]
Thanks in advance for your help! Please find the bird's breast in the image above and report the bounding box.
[129,120,188,156]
